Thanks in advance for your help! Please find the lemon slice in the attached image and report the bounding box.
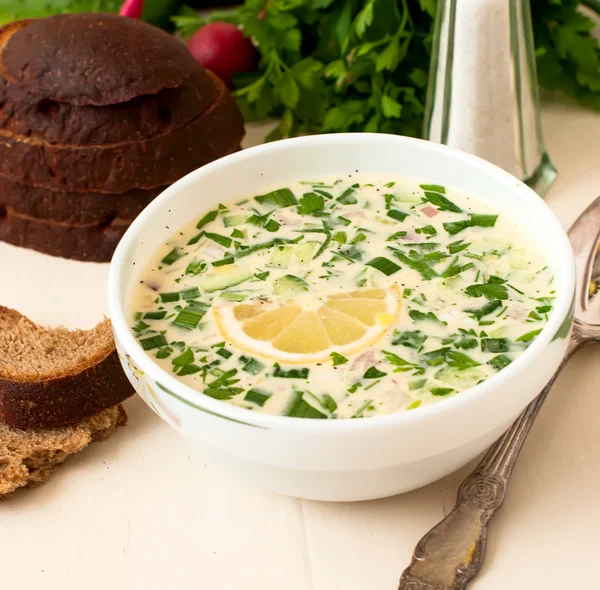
[213,287,402,364]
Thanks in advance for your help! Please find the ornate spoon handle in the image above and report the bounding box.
[398,339,580,590]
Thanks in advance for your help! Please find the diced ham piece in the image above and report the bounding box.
[351,349,379,372]
[421,205,439,218]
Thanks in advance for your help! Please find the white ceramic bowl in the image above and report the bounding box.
[108,134,575,502]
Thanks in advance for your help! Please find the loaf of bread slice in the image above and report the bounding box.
[0,175,166,224]
[0,70,217,146]
[0,403,126,499]
[0,208,130,261]
[0,14,199,106]
[0,72,245,193]
[0,307,134,429]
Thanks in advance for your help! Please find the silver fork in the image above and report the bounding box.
[398,196,600,590]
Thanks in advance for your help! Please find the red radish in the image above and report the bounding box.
[187,22,259,88]
[119,0,144,18]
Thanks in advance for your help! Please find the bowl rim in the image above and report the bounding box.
[108,132,575,433]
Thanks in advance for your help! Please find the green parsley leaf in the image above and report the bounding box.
[330,352,349,366]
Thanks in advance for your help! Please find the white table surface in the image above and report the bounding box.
[2,97,600,590]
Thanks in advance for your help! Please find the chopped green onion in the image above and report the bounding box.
[420,184,445,193]
[470,214,498,227]
[481,338,510,353]
[351,399,372,418]
[244,389,271,407]
[337,187,358,204]
[216,348,233,359]
[366,256,401,276]
[321,394,338,412]
[196,209,218,230]
[255,188,298,207]
[448,240,470,254]
[155,347,173,359]
[185,261,205,275]
[204,232,232,248]
[489,354,512,370]
[178,364,202,376]
[431,387,454,396]
[161,248,185,265]
[516,329,542,343]
[423,191,462,213]
[140,334,168,350]
[273,363,309,379]
[172,302,207,330]
[160,292,180,303]
[181,287,200,300]
[172,348,194,367]
[143,310,166,320]
[465,299,502,320]
[212,257,234,267]
[133,320,150,332]
[387,209,409,222]
[203,387,241,400]
[231,229,244,239]
[254,271,270,281]
[241,357,265,375]
[285,391,327,418]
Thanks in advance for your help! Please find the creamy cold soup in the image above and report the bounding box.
[129,176,554,419]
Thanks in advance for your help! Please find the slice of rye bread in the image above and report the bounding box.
[0,176,168,224]
[0,69,217,146]
[0,207,130,262]
[0,403,127,499]
[0,14,200,106]
[0,307,134,428]
[0,72,245,193]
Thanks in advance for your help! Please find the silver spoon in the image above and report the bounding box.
[398,196,600,590]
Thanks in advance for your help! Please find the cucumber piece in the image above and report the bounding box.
[489,326,505,338]
[274,275,309,298]
[395,191,423,203]
[507,270,534,284]
[198,264,252,293]
[220,291,249,302]
[509,248,528,270]
[470,239,510,256]
[223,214,248,227]
[267,245,294,269]
[294,241,319,265]
[434,367,485,389]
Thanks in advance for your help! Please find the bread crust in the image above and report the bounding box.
[0,403,127,498]
[0,351,132,429]
[0,69,217,146]
[0,309,134,429]
[0,208,130,261]
[0,175,167,224]
[0,72,245,193]
[0,14,200,106]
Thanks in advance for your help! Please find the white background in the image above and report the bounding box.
[2,96,600,589]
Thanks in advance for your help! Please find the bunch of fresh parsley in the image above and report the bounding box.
[174,0,600,141]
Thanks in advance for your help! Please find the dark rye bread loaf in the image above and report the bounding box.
[0,14,199,106]
[0,307,134,430]
[0,70,217,146]
[0,71,245,193]
[0,175,167,224]
[0,207,130,262]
